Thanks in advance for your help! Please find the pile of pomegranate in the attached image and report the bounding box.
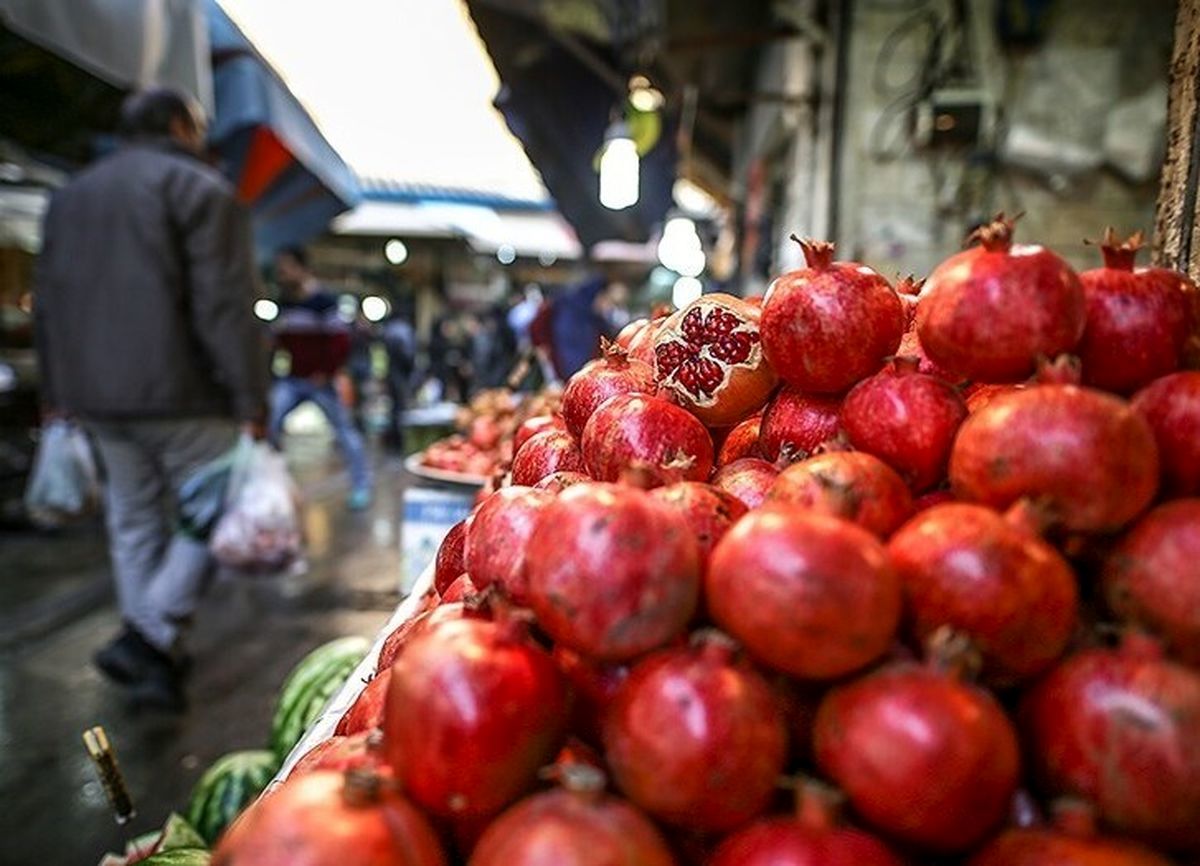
[419,387,562,479]
[216,219,1200,866]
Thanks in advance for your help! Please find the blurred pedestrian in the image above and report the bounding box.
[34,87,267,710]
[549,274,631,377]
[269,247,373,510]
[381,310,415,451]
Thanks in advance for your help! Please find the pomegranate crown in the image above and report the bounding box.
[1084,226,1144,271]
[599,336,630,363]
[789,234,836,270]
[1033,354,1082,386]
[894,273,926,296]
[965,212,1022,252]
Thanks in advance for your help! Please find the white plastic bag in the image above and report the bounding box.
[210,439,304,573]
[24,420,100,527]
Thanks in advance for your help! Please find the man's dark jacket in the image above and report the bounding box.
[35,139,267,421]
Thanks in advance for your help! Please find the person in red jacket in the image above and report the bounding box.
[269,247,372,509]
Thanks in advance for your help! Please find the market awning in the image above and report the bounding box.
[465,0,678,249]
[205,0,360,259]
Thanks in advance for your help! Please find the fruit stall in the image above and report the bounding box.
[145,207,1200,866]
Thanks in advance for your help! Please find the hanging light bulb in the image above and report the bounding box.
[599,120,639,210]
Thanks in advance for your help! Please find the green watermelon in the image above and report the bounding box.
[140,851,210,866]
[269,636,370,760]
[186,750,279,845]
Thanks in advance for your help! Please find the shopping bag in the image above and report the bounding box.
[177,437,250,540]
[24,420,100,527]
[210,439,304,573]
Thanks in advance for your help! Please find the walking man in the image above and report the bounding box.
[269,247,373,509]
[34,88,267,710]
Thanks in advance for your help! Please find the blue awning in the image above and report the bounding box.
[205,0,360,259]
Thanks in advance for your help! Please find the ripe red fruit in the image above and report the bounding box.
[469,766,675,866]
[525,483,700,661]
[603,633,788,832]
[434,519,468,595]
[376,601,487,673]
[615,317,648,349]
[384,617,568,819]
[626,306,673,368]
[213,770,446,866]
[841,358,967,492]
[709,781,904,866]
[513,415,566,455]
[337,668,391,736]
[918,214,1086,382]
[1131,370,1200,496]
[532,470,592,493]
[289,732,384,780]
[761,237,904,392]
[581,393,714,484]
[717,414,763,465]
[758,387,842,462]
[653,294,777,426]
[814,652,1021,853]
[707,506,901,679]
[1021,635,1200,851]
[561,341,657,438]
[964,382,1023,413]
[553,646,629,746]
[1103,499,1200,667]
[887,503,1078,684]
[1077,229,1192,394]
[464,486,553,603]
[950,382,1159,532]
[649,482,748,569]
[510,429,587,487]
[767,451,914,537]
[711,457,779,510]
[968,800,1176,866]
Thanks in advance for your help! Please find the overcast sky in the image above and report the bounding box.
[217,0,547,201]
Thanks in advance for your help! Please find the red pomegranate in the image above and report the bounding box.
[510,429,587,487]
[525,482,700,661]
[950,382,1159,532]
[553,646,629,746]
[336,668,391,736]
[917,214,1086,382]
[1131,370,1200,497]
[841,357,968,492]
[464,486,553,603]
[384,617,568,818]
[1102,500,1200,666]
[895,274,923,327]
[711,457,779,510]
[289,732,383,780]
[532,470,592,493]
[758,387,842,462]
[968,800,1176,866]
[767,451,914,538]
[580,393,714,484]
[761,237,904,392]
[717,414,764,465]
[434,519,468,595]
[709,781,904,866]
[887,502,1078,684]
[814,645,1021,853]
[653,293,777,426]
[602,633,788,832]
[649,481,748,569]
[615,316,648,349]
[514,415,566,455]
[377,602,485,673]
[213,770,446,866]
[627,305,673,368]
[561,341,657,438]
[1077,229,1192,394]
[707,506,901,679]
[1021,635,1200,851]
[965,382,1023,413]
[912,489,955,511]
[439,573,478,604]
[468,765,675,866]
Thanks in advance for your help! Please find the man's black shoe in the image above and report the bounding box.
[93,627,147,685]
[126,659,188,713]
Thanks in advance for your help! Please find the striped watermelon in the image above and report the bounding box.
[140,851,211,866]
[269,636,370,760]
[186,750,279,845]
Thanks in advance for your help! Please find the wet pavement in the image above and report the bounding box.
[0,432,412,866]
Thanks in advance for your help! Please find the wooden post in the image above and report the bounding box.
[1155,0,1200,275]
